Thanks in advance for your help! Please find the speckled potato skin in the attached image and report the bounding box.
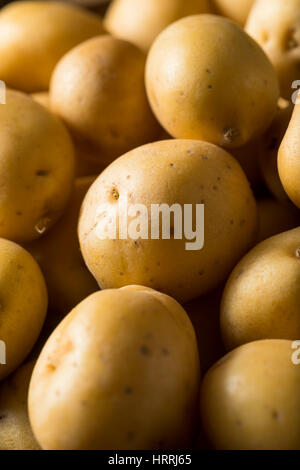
[50,36,161,166]
[278,104,300,209]
[145,15,279,149]
[212,0,254,25]
[104,0,212,52]
[221,228,300,350]
[0,361,40,450]
[257,198,300,243]
[0,90,75,244]
[78,140,257,303]
[200,340,300,450]
[28,286,200,450]
[0,1,104,92]
[0,239,47,381]
[25,177,98,316]
[246,0,300,100]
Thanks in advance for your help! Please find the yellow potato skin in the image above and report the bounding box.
[146,15,279,149]
[105,0,212,52]
[0,90,75,243]
[257,198,300,243]
[25,177,98,316]
[0,1,104,92]
[246,0,300,100]
[78,140,257,303]
[0,239,47,381]
[221,228,300,350]
[278,103,300,209]
[28,286,200,450]
[200,340,300,450]
[50,36,161,166]
[212,0,254,25]
[0,361,40,450]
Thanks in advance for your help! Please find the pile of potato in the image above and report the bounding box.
[0,0,299,451]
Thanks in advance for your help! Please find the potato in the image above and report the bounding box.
[50,36,161,166]
[0,361,40,450]
[259,103,294,203]
[0,90,75,243]
[200,340,300,450]
[0,238,47,381]
[184,289,225,375]
[257,198,300,243]
[221,228,300,351]
[78,139,257,303]
[0,1,104,92]
[105,0,212,52]
[246,0,300,100]
[146,15,279,149]
[278,103,300,209]
[25,177,98,316]
[212,0,254,25]
[28,286,200,450]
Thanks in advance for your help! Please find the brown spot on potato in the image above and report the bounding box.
[162,348,169,356]
[111,188,119,200]
[124,386,133,395]
[140,345,150,356]
[36,169,49,176]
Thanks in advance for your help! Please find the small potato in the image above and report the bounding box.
[78,139,257,303]
[105,0,212,52]
[0,1,104,92]
[0,361,40,450]
[200,340,300,450]
[0,90,75,243]
[146,15,279,149]
[278,102,300,209]
[257,198,300,243]
[25,177,98,316]
[221,228,300,351]
[212,0,254,25]
[0,238,47,381]
[50,36,161,166]
[28,286,200,450]
[259,103,293,203]
[246,0,300,99]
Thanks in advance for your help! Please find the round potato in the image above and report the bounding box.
[278,102,300,209]
[257,198,300,243]
[78,139,257,303]
[212,0,254,25]
[25,177,98,316]
[105,0,212,52]
[50,36,161,166]
[0,1,104,92]
[0,238,47,381]
[246,0,300,100]
[146,15,279,149]
[0,90,75,243]
[200,340,300,450]
[0,361,40,450]
[221,228,300,351]
[28,286,200,450]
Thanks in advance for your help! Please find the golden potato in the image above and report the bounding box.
[25,177,98,316]
[0,238,47,381]
[78,139,257,303]
[200,340,300,450]
[28,286,200,450]
[0,1,104,92]
[246,0,300,99]
[146,15,279,149]
[105,0,212,52]
[212,0,254,25]
[259,103,293,203]
[257,198,300,243]
[0,90,75,243]
[221,228,300,351]
[0,361,40,450]
[50,36,161,166]
[278,103,300,209]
